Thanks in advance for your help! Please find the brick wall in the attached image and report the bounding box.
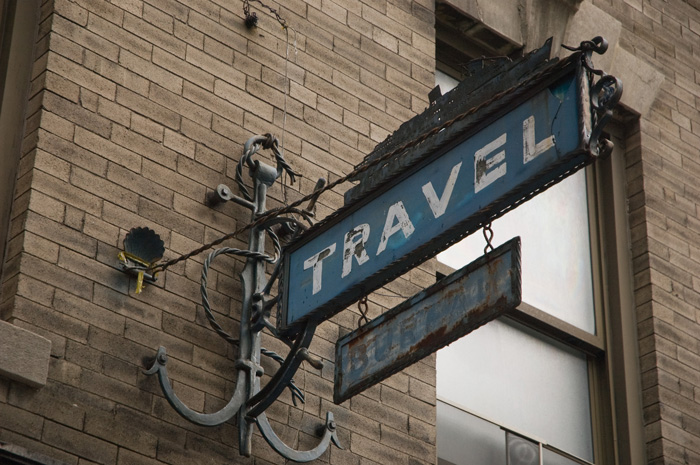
[7,0,700,464]
[597,0,700,463]
[0,0,437,464]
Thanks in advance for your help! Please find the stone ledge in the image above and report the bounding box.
[561,0,664,117]
[0,320,51,388]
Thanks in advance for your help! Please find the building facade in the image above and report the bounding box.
[0,0,695,465]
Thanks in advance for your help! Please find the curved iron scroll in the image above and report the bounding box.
[246,321,316,420]
[563,36,623,157]
[256,411,343,463]
[144,346,246,426]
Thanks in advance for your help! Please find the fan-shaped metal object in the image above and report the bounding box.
[119,227,164,294]
[123,227,164,264]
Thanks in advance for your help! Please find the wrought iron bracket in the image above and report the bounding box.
[142,135,341,462]
[563,36,623,157]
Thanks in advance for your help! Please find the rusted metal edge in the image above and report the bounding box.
[333,237,522,404]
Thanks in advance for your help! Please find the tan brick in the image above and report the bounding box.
[84,51,150,96]
[152,46,215,91]
[185,44,245,84]
[116,86,181,130]
[47,52,117,100]
[52,14,119,61]
[70,166,139,212]
[128,114,162,142]
[308,38,362,80]
[351,431,408,465]
[174,19,204,48]
[213,78,274,122]
[202,35,233,64]
[55,289,126,335]
[179,118,238,158]
[137,196,204,242]
[187,10,247,54]
[0,402,45,439]
[56,246,129,295]
[59,207,82,236]
[54,0,88,25]
[20,252,93,300]
[119,49,183,95]
[43,92,111,138]
[40,110,75,140]
[12,295,89,344]
[162,128,194,158]
[48,33,85,65]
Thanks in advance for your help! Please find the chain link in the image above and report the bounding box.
[483,222,494,255]
[357,296,370,328]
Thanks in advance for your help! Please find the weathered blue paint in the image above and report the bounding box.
[334,238,521,404]
[279,66,590,335]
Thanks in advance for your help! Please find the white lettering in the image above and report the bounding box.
[377,201,415,255]
[342,224,370,278]
[303,244,336,295]
[422,162,462,219]
[523,115,555,163]
[474,133,507,193]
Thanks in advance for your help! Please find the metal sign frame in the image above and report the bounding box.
[334,237,522,404]
[278,57,592,336]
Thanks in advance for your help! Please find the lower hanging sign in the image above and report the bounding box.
[334,237,522,404]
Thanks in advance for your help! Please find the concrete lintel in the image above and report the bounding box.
[611,47,665,117]
[0,319,51,388]
[561,0,664,117]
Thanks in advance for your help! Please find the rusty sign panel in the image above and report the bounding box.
[334,238,521,404]
[279,61,590,336]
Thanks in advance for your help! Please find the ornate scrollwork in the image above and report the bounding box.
[563,36,623,157]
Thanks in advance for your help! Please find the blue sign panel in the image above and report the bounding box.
[279,67,590,335]
[334,238,521,404]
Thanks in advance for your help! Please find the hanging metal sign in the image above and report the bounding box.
[278,58,596,336]
[334,237,521,404]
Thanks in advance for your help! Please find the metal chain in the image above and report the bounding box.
[483,222,494,255]
[149,53,582,277]
[235,53,582,241]
[357,296,370,328]
[200,246,278,345]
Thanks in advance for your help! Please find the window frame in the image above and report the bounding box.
[434,11,644,463]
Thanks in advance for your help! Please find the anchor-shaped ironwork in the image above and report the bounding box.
[141,134,341,462]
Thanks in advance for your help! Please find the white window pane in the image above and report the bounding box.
[436,69,459,94]
[437,318,594,462]
[437,401,506,465]
[437,170,595,333]
[507,432,540,465]
[543,448,589,465]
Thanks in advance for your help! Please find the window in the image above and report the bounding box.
[433,7,641,464]
[436,169,599,464]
